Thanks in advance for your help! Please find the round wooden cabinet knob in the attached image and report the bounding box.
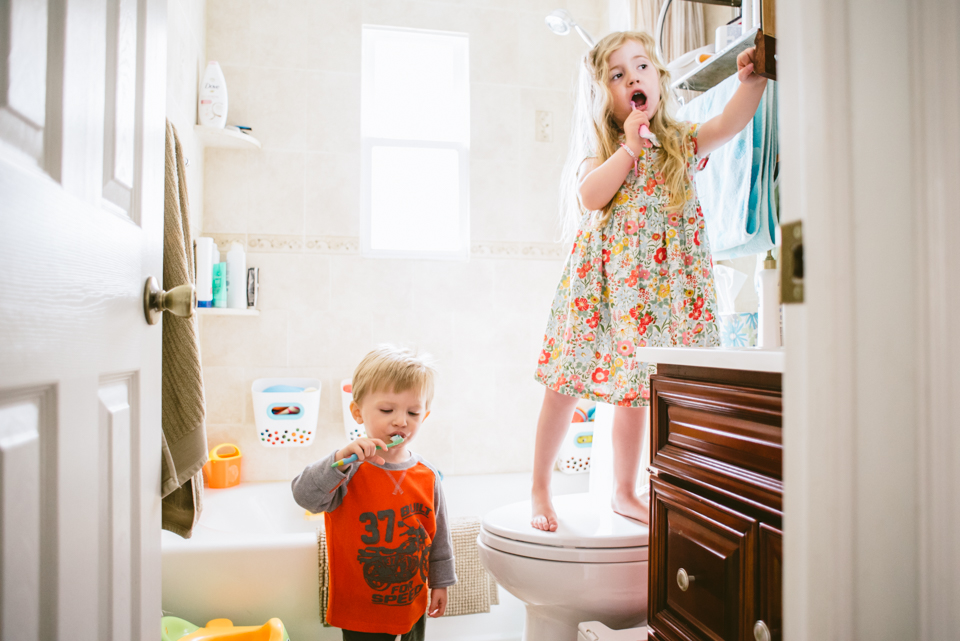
[754,620,772,641]
[676,568,695,592]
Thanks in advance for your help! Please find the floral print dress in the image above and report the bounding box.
[535,122,720,407]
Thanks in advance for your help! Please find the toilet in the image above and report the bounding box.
[477,492,649,641]
[478,403,650,641]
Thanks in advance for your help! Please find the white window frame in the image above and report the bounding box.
[360,25,470,261]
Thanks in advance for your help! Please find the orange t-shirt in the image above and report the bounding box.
[324,460,439,635]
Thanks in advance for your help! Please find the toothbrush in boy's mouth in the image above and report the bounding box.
[631,95,659,147]
[332,435,404,468]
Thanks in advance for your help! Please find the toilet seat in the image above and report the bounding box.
[479,493,649,564]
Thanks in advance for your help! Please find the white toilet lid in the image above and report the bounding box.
[479,492,648,562]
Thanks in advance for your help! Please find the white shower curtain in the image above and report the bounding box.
[631,0,705,64]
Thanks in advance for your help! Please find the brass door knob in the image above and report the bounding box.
[143,276,195,325]
[753,620,772,641]
[677,568,695,592]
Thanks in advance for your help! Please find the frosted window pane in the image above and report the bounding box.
[370,147,460,252]
[363,29,469,143]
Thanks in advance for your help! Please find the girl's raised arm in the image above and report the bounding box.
[695,47,768,156]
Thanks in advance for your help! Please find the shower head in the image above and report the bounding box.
[544,9,596,47]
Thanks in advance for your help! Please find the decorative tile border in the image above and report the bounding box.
[200,234,563,259]
[203,232,246,252]
[247,234,304,252]
[305,236,359,253]
[470,241,564,260]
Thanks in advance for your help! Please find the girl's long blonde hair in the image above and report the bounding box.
[559,31,692,241]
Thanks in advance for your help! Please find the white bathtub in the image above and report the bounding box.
[162,472,588,641]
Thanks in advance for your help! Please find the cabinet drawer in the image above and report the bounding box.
[649,476,758,641]
[757,525,782,641]
[651,374,782,509]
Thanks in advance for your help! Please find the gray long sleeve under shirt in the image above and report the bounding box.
[291,450,456,589]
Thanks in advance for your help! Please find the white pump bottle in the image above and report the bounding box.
[756,250,781,349]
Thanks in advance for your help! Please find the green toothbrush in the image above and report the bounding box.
[331,435,404,468]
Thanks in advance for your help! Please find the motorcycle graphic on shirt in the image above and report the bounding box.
[356,505,433,604]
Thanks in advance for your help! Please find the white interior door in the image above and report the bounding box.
[0,1,167,639]
[780,0,960,638]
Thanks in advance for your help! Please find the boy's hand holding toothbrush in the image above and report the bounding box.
[332,435,403,467]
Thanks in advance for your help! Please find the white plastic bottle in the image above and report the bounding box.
[198,61,228,128]
[195,237,214,308]
[756,250,781,349]
[226,242,247,309]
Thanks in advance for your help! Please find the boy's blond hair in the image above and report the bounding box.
[351,345,437,408]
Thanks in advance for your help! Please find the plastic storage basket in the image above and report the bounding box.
[556,400,595,474]
[340,379,366,441]
[252,378,321,447]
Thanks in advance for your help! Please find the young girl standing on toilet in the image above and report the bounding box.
[531,31,768,531]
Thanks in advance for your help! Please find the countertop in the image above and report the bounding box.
[635,346,784,373]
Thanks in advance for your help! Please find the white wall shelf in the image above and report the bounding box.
[194,125,261,150]
[196,307,260,316]
[672,27,760,93]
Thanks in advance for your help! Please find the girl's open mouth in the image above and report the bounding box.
[631,91,647,108]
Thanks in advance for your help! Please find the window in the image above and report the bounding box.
[360,25,470,259]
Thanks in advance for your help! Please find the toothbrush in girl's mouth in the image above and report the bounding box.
[331,435,404,467]
[631,100,659,147]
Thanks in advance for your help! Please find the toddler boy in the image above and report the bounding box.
[292,345,455,640]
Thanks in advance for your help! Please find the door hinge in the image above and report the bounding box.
[781,220,804,304]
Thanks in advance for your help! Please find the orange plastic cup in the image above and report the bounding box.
[203,443,242,488]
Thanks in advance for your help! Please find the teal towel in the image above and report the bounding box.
[679,76,778,259]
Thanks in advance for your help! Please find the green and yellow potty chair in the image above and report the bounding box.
[162,616,289,641]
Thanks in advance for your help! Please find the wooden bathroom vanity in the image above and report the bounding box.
[637,349,783,641]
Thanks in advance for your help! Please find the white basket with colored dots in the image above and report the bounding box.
[252,378,321,447]
[341,379,367,442]
[556,400,595,474]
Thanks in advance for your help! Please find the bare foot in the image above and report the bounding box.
[531,489,558,531]
[612,490,650,525]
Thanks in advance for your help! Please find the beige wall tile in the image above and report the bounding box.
[200,309,289,367]
[362,0,470,33]
[244,66,309,150]
[304,152,360,236]
[204,365,248,424]
[329,255,417,313]
[470,159,522,242]
[206,0,250,66]
[454,418,530,475]
[286,308,383,372]
[203,150,257,234]
[304,72,360,153]
[517,11,585,90]
[245,150,306,235]
[303,1,362,73]
[408,420,454,478]
[247,252,332,312]
[492,257,566,316]
[472,83,521,161]
[248,0,313,69]
[518,159,565,242]
[406,259,497,317]
[467,7,520,86]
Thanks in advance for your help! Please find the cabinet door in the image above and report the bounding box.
[649,476,758,641]
[755,525,782,641]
